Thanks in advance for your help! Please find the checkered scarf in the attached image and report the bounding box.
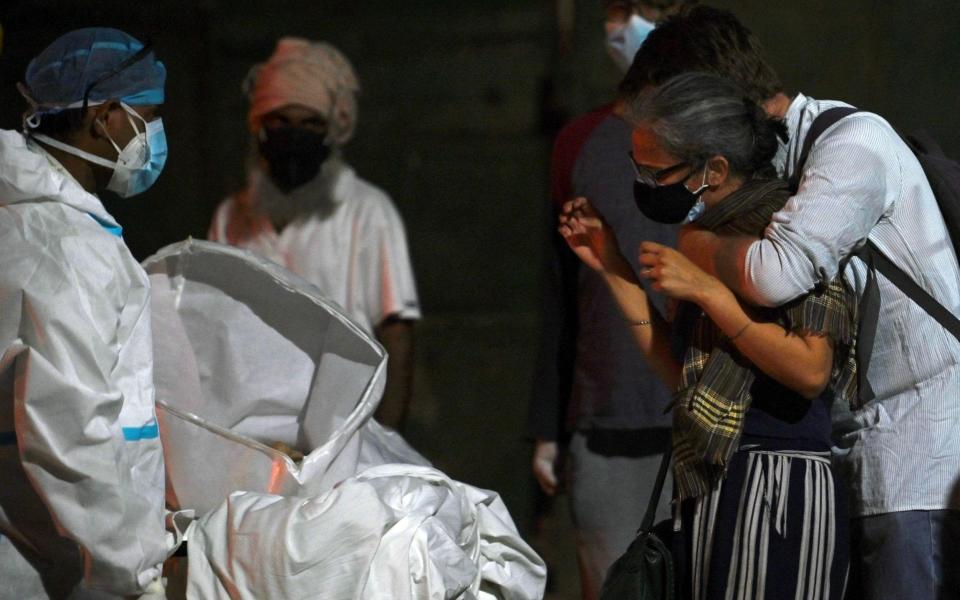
[671,178,858,500]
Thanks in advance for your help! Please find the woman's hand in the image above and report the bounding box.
[638,240,727,304]
[558,197,625,273]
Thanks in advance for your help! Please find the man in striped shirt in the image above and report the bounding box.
[620,7,960,599]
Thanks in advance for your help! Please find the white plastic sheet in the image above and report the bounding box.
[144,240,545,599]
[186,465,546,600]
[145,239,426,512]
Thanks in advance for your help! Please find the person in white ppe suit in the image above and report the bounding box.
[208,38,421,431]
[0,28,172,598]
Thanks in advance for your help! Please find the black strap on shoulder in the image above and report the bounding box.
[794,105,960,405]
[854,242,960,344]
[792,105,878,400]
[789,106,860,192]
[639,446,672,533]
[852,248,881,404]
[790,106,960,406]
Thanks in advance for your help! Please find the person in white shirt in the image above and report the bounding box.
[209,38,421,431]
[617,6,960,600]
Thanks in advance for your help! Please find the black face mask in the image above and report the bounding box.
[632,168,708,224]
[258,126,331,193]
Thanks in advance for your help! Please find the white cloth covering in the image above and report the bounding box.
[208,165,421,334]
[0,130,171,598]
[145,239,414,512]
[145,240,544,599]
[185,465,547,600]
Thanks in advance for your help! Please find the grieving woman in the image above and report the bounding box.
[559,72,854,599]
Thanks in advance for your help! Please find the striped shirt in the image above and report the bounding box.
[742,93,960,517]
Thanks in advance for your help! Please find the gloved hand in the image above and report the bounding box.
[532,440,561,496]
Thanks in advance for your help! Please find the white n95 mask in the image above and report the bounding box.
[32,102,168,198]
[605,14,656,73]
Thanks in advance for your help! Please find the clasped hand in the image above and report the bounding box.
[557,197,623,273]
[638,240,723,303]
[559,197,721,304]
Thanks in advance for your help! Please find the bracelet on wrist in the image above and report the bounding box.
[729,321,752,341]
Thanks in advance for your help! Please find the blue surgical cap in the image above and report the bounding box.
[22,27,165,122]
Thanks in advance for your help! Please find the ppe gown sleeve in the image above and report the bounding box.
[5,233,168,595]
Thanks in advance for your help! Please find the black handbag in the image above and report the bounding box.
[599,447,674,600]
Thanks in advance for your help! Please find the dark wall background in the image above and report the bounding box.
[1,4,957,594]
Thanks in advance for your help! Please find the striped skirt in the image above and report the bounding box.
[676,447,849,600]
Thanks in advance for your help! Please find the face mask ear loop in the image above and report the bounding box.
[689,163,710,196]
[25,113,42,130]
[97,103,145,158]
[17,82,44,132]
[95,117,125,157]
[120,102,147,135]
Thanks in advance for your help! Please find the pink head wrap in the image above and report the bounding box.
[246,38,360,145]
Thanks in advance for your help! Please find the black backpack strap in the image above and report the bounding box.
[793,105,960,405]
[639,445,672,534]
[854,242,960,344]
[852,249,881,404]
[852,242,960,405]
[789,106,860,192]
[792,106,874,400]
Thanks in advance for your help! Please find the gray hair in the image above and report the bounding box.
[624,71,783,176]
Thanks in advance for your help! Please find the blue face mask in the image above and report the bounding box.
[683,198,706,224]
[32,102,167,198]
[101,104,167,197]
[130,114,167,195]
[605,13,656,72]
